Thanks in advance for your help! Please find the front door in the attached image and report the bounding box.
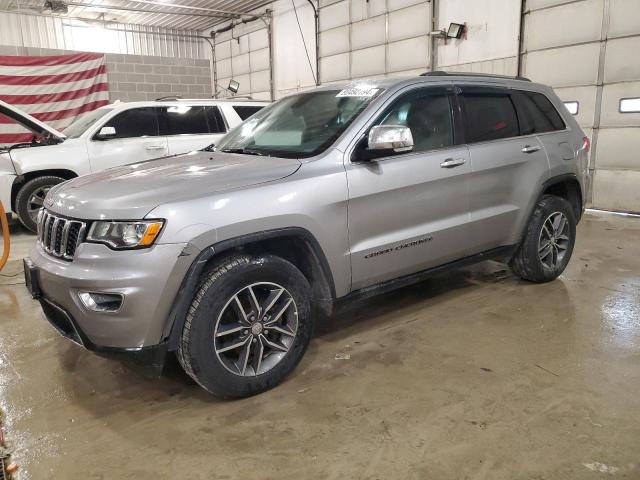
[346,86,473,291]
[87,107,168,172]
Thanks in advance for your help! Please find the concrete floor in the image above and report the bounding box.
[1,212,639,479]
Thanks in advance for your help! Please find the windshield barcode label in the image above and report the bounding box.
[336,85,379,97]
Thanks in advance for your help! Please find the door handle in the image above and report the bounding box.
[145,144,166,151]
[440,158,466,168]
[521,145,541,154]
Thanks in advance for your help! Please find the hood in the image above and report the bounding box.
[46,150,302,219]
[0,99,66,143]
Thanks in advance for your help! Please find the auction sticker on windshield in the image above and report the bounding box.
[336,84,379,97]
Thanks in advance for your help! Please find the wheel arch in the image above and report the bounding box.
[164,227,336,351]
[541,174,583,221]
[11,169,78,211]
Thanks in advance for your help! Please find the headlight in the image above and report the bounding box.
[87,220,164,249]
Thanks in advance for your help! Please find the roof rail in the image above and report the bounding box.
[419,71,531,82]
[156,95,183,101]
[213,95,255,100]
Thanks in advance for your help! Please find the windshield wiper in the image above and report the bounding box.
[220,147,266,156]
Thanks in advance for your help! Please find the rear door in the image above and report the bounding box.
[459,85,549,252]
[86,107,168,171]
[160,105,227,155]
[346,85,473,290]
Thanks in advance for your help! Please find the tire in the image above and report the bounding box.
[177,254,313,398]
[15,175,66,232]
[510,194,577,283]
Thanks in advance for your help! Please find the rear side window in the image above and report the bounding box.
[101,107,158,139]
[205,106,226,133]
[512,90,566,134]
[233,105,264,121]
[462,89,519,143]
[158,106,208,136]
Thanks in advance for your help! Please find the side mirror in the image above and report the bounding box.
[96,126,116,140]
[356,125,414,161]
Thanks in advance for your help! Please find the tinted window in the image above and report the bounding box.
[375,88,454,153]
[158,106,208,136]
[205,106,226,133]
[101,108,158,139]
[463,90,519,143]
[233,105,264,120]
[513,90,565,134]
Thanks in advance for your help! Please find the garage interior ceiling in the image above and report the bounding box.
[0,0,271,30]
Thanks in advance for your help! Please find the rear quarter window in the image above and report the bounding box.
[512,90,566,135]
[232,105,265,121]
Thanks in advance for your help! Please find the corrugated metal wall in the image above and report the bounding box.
[318,0,433,83]
[214,21,273,100]
[210,0,317,100]
[521,0,640,212]
[0,11,207,59]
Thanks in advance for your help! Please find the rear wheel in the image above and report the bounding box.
[15,176,65,232]
[510,194,576,283]
[177,255,313,398]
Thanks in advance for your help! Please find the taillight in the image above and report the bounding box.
[582,136,591,153]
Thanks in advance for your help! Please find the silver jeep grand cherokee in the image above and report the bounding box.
[25,72,589,398]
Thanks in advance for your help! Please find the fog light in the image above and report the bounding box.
[78,292,123,312]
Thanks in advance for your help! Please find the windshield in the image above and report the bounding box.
[216,89,381,158]
[63,108,113,139]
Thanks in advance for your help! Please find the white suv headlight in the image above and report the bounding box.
[87,220,164,249]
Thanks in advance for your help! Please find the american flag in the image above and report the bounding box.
[0,52,109,145]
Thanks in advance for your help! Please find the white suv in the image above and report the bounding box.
[0,97,268,231]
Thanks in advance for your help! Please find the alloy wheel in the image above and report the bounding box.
[538,211,570,269]
[214,282,298,376]
[27,186,51,223]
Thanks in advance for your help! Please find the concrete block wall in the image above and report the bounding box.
[106,54,212,102]
[0,45,213,102]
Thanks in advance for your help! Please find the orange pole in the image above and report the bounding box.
[0,201,9,271]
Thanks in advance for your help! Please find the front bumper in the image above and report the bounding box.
[37,293,169,371]
[27,240,194,351]
[0,173,16,213]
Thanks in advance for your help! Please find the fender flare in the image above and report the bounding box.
[163,227,336,350]
[516,173,583,246]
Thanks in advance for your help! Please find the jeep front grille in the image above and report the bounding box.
[37,210,86,261]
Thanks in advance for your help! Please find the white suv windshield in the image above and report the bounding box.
[216,89,380,158]
[64,108,113,139]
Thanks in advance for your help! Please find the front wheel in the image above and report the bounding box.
[15,176,66,232]
[510,194,577,283]
[177,255,313,398]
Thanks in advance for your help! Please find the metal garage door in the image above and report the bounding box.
[318,0,433,83]
[214,23,273,100]
[522,0,640,213]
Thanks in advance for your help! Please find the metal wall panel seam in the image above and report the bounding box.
[590,0,611,203]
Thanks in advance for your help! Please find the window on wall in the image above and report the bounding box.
[462,89,519,143]
[563,101,579,115]
[100,108,158,139]
[619,97,640,113]
[374,88,455,153]
[512,90,566,134]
